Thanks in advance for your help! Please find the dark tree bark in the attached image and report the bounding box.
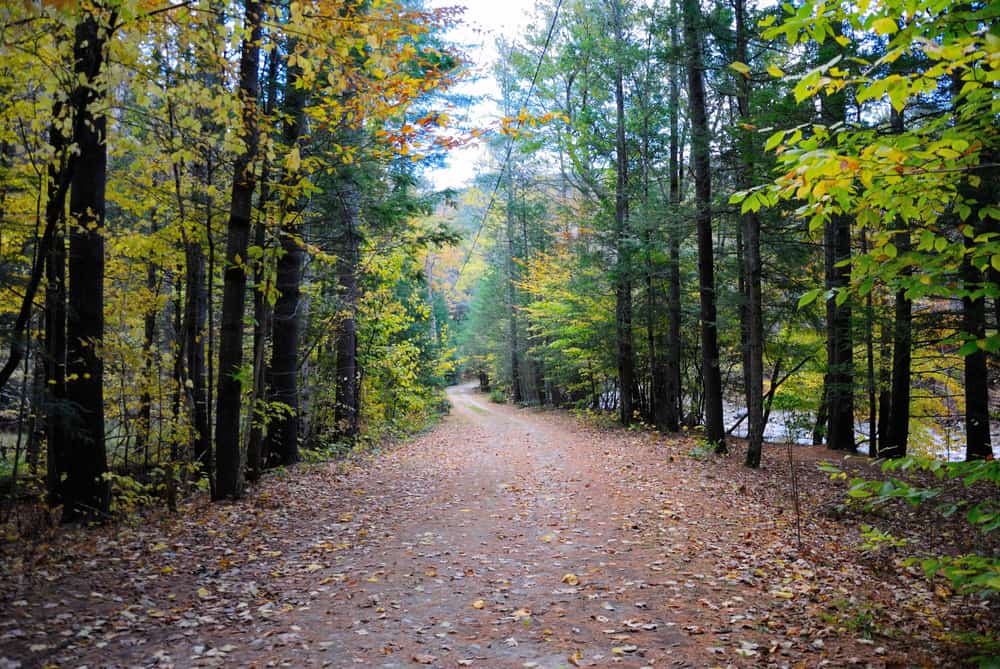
[215,0,262,500]
[735,0,764,468]
[879,108,912,459]
[813,377,828,445]
[877,315,892,455]
[664,14,683,433]
[267,39,307,467]
[136,214,159,465]
[44,116,70,508]
[861,230,878,456]
[246,207,270,479]
[58,7,114,520]
[961,193,994,461]
[0,221,55,395]
[962,234,992,461]
[881,231,912,459]
[27,342,45,475]
[505,169,523,404]
[682,0,725,450]
[333,172,362,440]
[246,47,279,481]
[951,59,994,459]
[824,214,855,452]
[185,224,210,472]
[820,73,855,452]
[611,0,636,426]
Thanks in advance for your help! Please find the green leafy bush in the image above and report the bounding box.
[819,457,1000,596]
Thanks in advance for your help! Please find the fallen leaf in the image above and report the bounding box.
[562,573,579,586]
[472,599,486,609]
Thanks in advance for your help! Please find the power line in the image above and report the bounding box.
[456,0,564,282]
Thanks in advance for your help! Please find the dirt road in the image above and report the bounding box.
[2,384,948,668]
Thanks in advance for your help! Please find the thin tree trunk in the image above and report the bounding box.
[44,107,70,510]
[27,342,45,474]
[334,172,361,440]
[267,36,309,468]
[246,208,271,479]
[862,230,877,456]
[185,225,210,472]
[505,165,523,404]
[611,0,635,426]
[664,13,682,433]
[820,46,855,453]
[215,0,262,500]
[137,214,159,463]
[813,377,828,445]
[882,231,912,459]
[736,0,764,468]
[963,271,992,461]
[246,47,279,481]
[683,0,725,450]
[961,196,994,461]
[824,214,855,452]
[268,45,307,465]
[877,311,892,455]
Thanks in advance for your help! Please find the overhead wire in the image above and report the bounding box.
[456,0,564,282]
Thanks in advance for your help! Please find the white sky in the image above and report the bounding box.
[427,0,540,190]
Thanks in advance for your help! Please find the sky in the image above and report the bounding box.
[426,0,540,190]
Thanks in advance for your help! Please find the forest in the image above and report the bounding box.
[0,0,998,666]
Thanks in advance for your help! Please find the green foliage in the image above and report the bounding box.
[738,0,1000,351]
[102,462,205,517]
[687,438,718,461]
[821,457,1000,597]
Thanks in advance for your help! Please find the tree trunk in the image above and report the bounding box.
[664,14,682,433]
[736,0,764,468]
[269,217,303,465]
[214,0,262,500]
[824,214,855,452]
[683,0,725,450]
[812,377,828,445]
[505,170,523,404]
[60,7,113,520]
[334,172,362,440]
[612,0,635,426]
[137,216,159,464]
[246,213,270,480]
[185,231,210,472]
[246,48,279,481]
[819,46,855,453]
[877,313,892,456]
[963,309,992,460]
[962,214,993,461]
[44,108,70,510]
[882,231,912,459]
[27,341,45,475]
[267,41,307,467]
[862,230,877,456]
